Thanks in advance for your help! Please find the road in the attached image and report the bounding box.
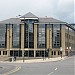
[0,56,75,75]
[0,64,16,74]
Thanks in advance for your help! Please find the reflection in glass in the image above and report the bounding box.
[12,24,21,48]
[37,24,46,48]
[0,24,6,48]
[52,24,61,48]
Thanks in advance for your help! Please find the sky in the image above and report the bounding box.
[0,0,74,23]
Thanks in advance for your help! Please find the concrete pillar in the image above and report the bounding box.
[7,50,10,56]
[10,26,12,49]
[1,51,3,56]
[50,28,52,49]
[7,26,9,50]
[34,24,37,58]
[47,28,49,48]
[61,26,65,56]
[21,24,24,49]
[56,51,58,57]
[47,27,52,58]
[34,24,37,49]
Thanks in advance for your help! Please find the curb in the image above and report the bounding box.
[0,57,68,64]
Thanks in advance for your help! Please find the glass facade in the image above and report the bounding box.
[24,20,34,48]
[0,24,7,48]
[12,24,21,48]
[37,24,46,48]
[52,24,61,48]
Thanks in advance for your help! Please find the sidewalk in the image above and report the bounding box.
[0,56,68,63]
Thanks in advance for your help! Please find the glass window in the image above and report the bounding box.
[24,20,34,48]
[54,51,56,55]
[58,51,60,55]
[51,51,53,55]
[52,24,61,48]
[0,51,1,55]
[3,51,7,55]
[37,24,46,48]
[12,24,21,48]
[0,24,7,48]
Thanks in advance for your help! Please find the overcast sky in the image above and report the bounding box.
[0,0,74,23]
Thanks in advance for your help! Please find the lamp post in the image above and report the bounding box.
[60,47,63,58]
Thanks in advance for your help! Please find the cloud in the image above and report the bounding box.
[0,0,74,23]
[55,0,74,23]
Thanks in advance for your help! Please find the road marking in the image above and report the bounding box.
[48,67,58,75]
[55,67,57,70]
[48,72,53,75]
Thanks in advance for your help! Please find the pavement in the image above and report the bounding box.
[0,56,68,63]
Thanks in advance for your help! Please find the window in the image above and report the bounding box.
[37,24,46,48]
[52,24,61,48]
[24,20,34,48]
[0,51,1,55]
[12,24,21,48]
[51,51,53,55]
[3,51,7,55]
[0,24,7,48]
[58,51,60,55]
[54,51,56,55]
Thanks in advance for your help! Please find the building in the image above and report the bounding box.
[69,24,75,29]
[0,12,75,58]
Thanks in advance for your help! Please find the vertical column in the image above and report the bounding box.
[34,24,37,57]
[47,28,49,49]
[21,24,24,49]
[1,51,3,56]
[50,28,52,49]
[9,25,12,49]
[49,28,52,58]
[61,25,65,56]
[7,25,10,56]
[7,25,9,50]
[56,51,58,57]
[34,24,37,49]
[47,27,52,57]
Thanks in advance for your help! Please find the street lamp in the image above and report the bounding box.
[60,47,63,58]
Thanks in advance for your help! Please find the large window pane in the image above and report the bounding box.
[52,24,61,48]
[12,24,21,48]
[24,20,34,48]
[0,24,6,48]
[37,24,46,48]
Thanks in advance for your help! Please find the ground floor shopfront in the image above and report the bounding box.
[0,49,75,59]
[0,49,63,58]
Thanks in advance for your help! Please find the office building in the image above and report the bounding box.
[0,12,75,58]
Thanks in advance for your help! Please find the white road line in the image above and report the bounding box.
[55,67,57,70]
[48,67,58,75]
[48,72,53,75]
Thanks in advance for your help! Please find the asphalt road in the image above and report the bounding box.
[0,64,16,74]
[0,56,75,75]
